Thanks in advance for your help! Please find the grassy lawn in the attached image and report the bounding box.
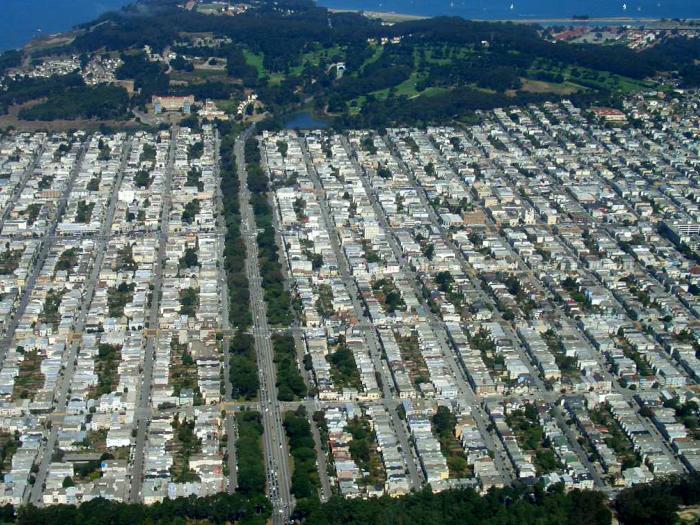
[528,61,653,94]
[369,73,422,100]
[170,68,231,84]
[348,82,448,114]
[518,78,580,95]
[244,45,346,84]
[411,82,450,98]
[351,45,459,106]
[290,44,344,76]
[393,71,425,97]
[243,49,265,78]
[360,44,384,72]
[423,44,475,65]
[216,99,240,115]
[193,69,227,79]
[268,73,285,85]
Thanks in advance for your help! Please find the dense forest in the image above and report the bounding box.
[18,85,129,121]
[115,52,169,104]
[7,491,271,525]
[614,473,700,525]
[0,50,22,77]
[0,484,608,525]
[334,87,557,129]
[0,73,85,114]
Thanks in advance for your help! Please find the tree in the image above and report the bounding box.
[179,247,199,269]
[615,480,680,525]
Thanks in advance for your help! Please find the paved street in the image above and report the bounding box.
[129,129,177,502]
[236,133,293,524]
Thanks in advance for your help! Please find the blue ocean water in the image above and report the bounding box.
[0,0,132,52]
[317,0,700,21]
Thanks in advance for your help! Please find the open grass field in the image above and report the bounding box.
[518,78,580,95]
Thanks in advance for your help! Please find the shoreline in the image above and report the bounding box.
[328,8,700,25]
[328,8,427,22]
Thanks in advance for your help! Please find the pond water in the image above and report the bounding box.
[283,111,330,130]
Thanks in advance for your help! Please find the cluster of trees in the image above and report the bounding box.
[425,52,524,93]
[181,199,201,224]
[170,80,243,102]
[179,247,199,270]
[272,334,307,401]
[256,224,292,325]
[171,417,202,482]
[589,405,640,470]
[506,405,562,476]
[18,85,129,121]
[115,52,169,105]
[20,467,700,525]
[336,86,571,129]
[328,337,362,390]
[432,406,471,477]
[245,138,292,325]
[283,408,321,506]
[106,282,134,318]
[614,473,700,525]
[226,47,261,86]
[11,491,270,525]
[235,411,266,497]
[0,50,22,77]
[371,278,406,313]
[298,484,611,525]
[179,287,198,317]
[0,73,84,115]
[229,334,259,400]
[331,45,414,104]
[219,128,252,331]
[344,416,382,486]
[94,344,121,397]
[170,54,193,72]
